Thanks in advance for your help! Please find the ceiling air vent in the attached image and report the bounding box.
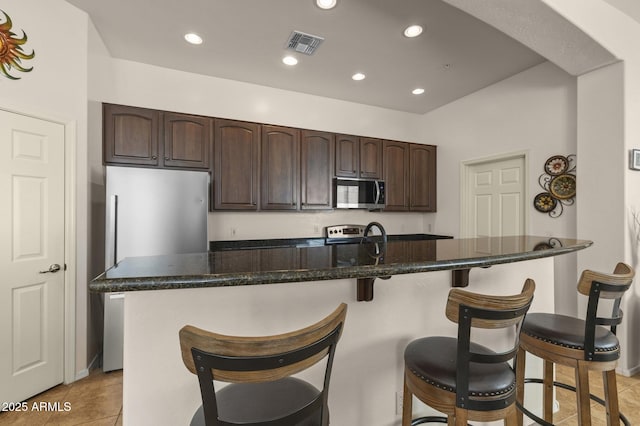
[285,31,324,55]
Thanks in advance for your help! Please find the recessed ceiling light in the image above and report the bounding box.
[352,73,366,81]
[412,88,425,95]
[316,0,337,10]
[184,33,203,45]
[282,56,298,66]
[404,25,423,38]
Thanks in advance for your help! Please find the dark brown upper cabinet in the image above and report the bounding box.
[335,135,382,179]
[213,119,260,210]
[359,137,383,179]
[383,141,437,212]
[383,140,410,211]
[261,125,300,211]
[103,104,211,170]
[301,130,335,210]
[163,112,211,169]
[335,134,359,178]
[409,144,437,212]
[104,104,160,167]
[103,103,437,213]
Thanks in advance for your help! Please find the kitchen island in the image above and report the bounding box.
[90,235,591,425]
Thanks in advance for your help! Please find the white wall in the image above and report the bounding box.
[543,0,640,376]
[576,62,625,295]
[92,59,422,141]
[86,13,113,370]
[417,61,579,314]
[0,0,90,380]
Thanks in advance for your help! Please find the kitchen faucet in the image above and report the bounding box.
[362,222,390,280]
[363,221,387,244]
[362,221,388,258]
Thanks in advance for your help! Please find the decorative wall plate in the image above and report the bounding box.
[544,155,568,176]
[534,192,557,213]
[549,174,576,200]
[536,154,575,217]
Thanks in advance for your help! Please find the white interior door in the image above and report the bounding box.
[462,154,526,238]
[0,110,65,402]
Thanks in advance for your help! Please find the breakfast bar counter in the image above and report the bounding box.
[95,235,591,426]
[90,235,591,293]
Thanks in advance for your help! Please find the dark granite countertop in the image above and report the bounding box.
[90,235,592,293]
[208,233,452,251]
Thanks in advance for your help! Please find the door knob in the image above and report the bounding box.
[39,264,61,274]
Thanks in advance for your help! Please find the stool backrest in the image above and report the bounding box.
[179,303,347,425]
[576,262,634,361]
[446,279,535,411]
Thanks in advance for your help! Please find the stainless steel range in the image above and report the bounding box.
[325,224,366,243]
[325,224,387,267]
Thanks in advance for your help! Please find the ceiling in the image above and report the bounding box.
[602,0,640,24]
[67,0,559,114]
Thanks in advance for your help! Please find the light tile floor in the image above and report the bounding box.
[1,364,639,425]
[543,364,640,425]
[0,369,122,426]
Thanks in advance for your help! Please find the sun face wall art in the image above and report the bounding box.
[0,9,35,80]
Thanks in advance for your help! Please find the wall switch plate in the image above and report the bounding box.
[630,149,640,170]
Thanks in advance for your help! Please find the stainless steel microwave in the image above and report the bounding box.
[334,178,385,209]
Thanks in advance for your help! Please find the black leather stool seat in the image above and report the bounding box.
[522,313,619,354]
[191,377,323,426]
[405,336,515,400]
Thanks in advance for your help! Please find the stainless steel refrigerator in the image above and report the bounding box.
[103,166,208,371]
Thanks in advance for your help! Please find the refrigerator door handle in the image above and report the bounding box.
[106,195,118,268]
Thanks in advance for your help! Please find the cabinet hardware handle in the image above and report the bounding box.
[152,155,157,160]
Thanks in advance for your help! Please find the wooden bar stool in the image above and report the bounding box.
[516,262,634,426]
[402,279,535,426]
[179,303,347,426]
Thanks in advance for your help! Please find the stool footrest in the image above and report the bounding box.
[411,416,454,425]
[517,377,630,426]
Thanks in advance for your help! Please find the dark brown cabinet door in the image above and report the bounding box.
[259,248,299,272]
[359,137,383,179]
[409,144,437,212]
[383,140,409,211]
[212,250,260,273]
[103,104,159,166]
[163,113,211,169]
[335,134,359,178]
[299,246,332,269]
[213,119,260,210]
[410,240,437,261]
[261,125,299,210]
[301,130,334,210]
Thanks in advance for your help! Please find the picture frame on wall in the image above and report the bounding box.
[631,149,640,170]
